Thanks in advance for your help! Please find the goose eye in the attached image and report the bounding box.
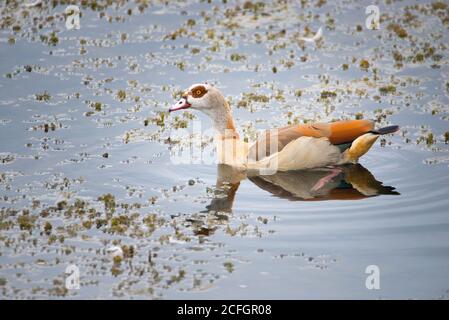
[191,86,207,98]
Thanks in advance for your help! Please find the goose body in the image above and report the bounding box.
[170,83,398,172]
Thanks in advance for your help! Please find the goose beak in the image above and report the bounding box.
[169,97,191,112]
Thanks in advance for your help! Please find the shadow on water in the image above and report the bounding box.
[206,164,399,213]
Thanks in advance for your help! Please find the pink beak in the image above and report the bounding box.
[169,97,191,112]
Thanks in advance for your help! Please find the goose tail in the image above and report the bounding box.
[370,125,399,135]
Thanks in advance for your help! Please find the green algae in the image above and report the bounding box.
[379,85,397,95]
[320,90,337,99]
[223,262,234,273]
[98,193,116,214]
[359,59,370,71]
[17,212,35,231]
[35,91,51,102]
[117,89,127,102]
[43,222,52,235]
[387,23,408,38]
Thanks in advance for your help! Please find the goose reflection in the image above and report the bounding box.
[206,164,399,213]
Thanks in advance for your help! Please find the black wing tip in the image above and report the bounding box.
[379,185,400,195]
[371,125,399,135]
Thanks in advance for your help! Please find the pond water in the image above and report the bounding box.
[0,0,448,299]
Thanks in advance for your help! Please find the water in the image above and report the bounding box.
[0,0,448,299]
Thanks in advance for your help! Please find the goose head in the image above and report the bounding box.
[169,83,237,135]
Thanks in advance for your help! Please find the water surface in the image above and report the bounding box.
[0,0,448,299]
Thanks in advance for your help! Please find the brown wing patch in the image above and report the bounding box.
[327,120,374,144]
[248,126,298,161]
[293,120,374,144]
[295,122,331,138]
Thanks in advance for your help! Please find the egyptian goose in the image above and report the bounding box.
[169,83,399,172]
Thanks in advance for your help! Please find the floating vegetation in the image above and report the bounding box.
[171,116,189,129]
[387,23,408,38]
[230,53,246,62]
[379,85,396,95]
[359,59,370,71]
[117,89,126,102]
[35,91,51,102]
[237,92,270,108]
[17,211,35,231]
[223,262,234,273]
[98,193,116,214]
[426,133,435,146]
[43,221,52,235]
[320,90,337,99]
[431,1,447,10]
[90,101,103,111]
[150,112,166,127]
[0,153,15,164]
